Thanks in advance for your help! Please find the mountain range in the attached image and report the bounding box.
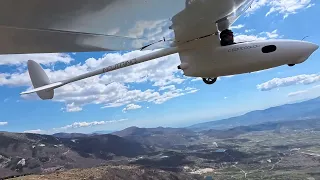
[189,97,320,131]
[1,97,320,179]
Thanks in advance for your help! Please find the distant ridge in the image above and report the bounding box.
[188,97,320,131]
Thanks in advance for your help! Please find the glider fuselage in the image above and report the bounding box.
[179,39,319,77]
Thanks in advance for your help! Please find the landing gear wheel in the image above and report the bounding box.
[288,64,296,67]
[203,77,217,85]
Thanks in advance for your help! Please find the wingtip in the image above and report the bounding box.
[20,90,34,95]
[20,91,29,95]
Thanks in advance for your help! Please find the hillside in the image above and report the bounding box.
[52,133,89,139]
[2,97,320,179]
[202,118,320,139]
[112,126,198,149]
[1,117,320,179]
[11,165,202,180]
[189,97,320,131]
[0,132,150,178]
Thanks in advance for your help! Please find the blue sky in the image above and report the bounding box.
[0,0,319,134]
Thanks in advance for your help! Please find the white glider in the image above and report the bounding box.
[0,0,317,100]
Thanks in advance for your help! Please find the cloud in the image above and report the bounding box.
[224,75,235,78]
[245,29,256,33]
[184,87,199,94]
[234,34,267,42]
[260,29,279,39]
[235,29,280,43]
[0,122,8,126]
[159,85,176,91]
[62,103,83,112]
[257,74,320,91]
[122,104,142,113]
[288,90,308,97]
[313,84,320,89]
[246,0,314,18]
[266,0,314,18]
[231,24,245,29]
[24,129,44,134]
[0,53,73,66]
[54,119,128,131]
[191,77,202,82]
[246,0,269,15]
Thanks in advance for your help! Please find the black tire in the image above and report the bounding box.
[203,77,217,85]
[288,64,295,67]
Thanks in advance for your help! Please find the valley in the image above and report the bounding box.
[1,119,319,180]
[1,97,320,180]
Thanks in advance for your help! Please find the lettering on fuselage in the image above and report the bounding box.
[103,58,138,73]
[228,45,261,53]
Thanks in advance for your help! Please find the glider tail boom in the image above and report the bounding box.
[20,46,181,100]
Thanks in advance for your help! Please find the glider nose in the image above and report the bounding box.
[307,42,319,52]
[302,41,318,54]
[296,41,319,63]
[312,43,319,52]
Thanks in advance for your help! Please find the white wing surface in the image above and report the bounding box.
[0,0,253,54]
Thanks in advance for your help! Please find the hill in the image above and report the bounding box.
[2,117,320,179]
[0,132,150,178]
[11,165,202,180]
[52,133,89,138]
[112,126,198,149]
[189,97,320,131]
[202,118,320,139]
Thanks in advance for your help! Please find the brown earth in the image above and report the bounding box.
[11,165,203,180]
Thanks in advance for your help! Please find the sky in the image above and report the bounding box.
[0,0,319,134]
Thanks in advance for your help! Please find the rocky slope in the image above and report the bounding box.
[0,132,150,178]
[11,165,203,180]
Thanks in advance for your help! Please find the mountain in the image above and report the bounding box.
[0,132,150,178]
[189,97,320,131]
[202,118,320,139]
[52,131,114,138]
[52,133,89,138]
[92,130,114,134]
[112,126,198,149]
[2,117,320,179]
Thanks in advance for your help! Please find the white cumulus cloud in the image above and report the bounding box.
[0,122,8,126]
[54,119,128,131]
[235,29,281,42]
[235,34,267,42]
[266,0,314,18]
[257,74,320,91]
[122,104,142,113]
[246,0,314,19]
[245,29,256,33]
[0,53,73,66]
[24,129,44,134]
[62,103,83,113]
[246,0,269,15]
[260,30,279,39]
[288,90,308,97]
[231,24,245,29]
[159,85,176,91]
